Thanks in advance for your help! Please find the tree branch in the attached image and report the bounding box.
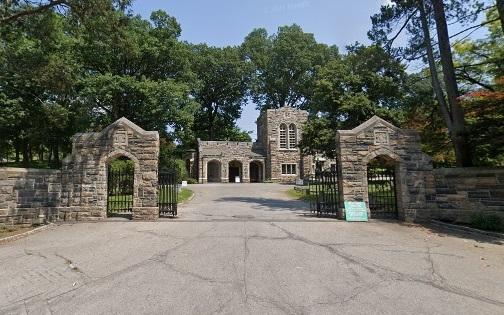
[0,0,69,25]
[386,9,419,50]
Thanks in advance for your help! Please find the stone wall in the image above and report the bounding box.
[261,107,311,183]
[431,168,504,223]
[337,116,434,222]
[0,168,61,224]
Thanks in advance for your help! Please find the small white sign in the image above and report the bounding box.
[296,179,304,186]
[235,176,241,183]
[181,181,188,187]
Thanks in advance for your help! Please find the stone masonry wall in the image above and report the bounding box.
[0,168,61,224]
[263,107,311,183]
[431,168,504,223]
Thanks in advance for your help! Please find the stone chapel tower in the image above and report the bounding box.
[256,107,312,183]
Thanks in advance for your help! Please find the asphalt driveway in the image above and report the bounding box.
[1,184,503,314]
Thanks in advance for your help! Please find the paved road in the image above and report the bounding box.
[177,183,314,221]
[1,184,504,314]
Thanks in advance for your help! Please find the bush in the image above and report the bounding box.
[160,158,188,183]
[470,213,504,232]
[186,178,198,184]
[108,157,135,172]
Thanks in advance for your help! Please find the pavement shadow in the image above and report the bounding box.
[421,222,504,245]
[214,196,309,212]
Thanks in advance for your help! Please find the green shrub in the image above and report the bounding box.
[108,157,135,172]
[160,159,188,183]
[470,213,504,232]
[186,178,198,184]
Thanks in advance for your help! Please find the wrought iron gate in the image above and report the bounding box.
[308,169,339,216]
[158,170,178,217]
[107,166,134,217]
[367,166,398,219]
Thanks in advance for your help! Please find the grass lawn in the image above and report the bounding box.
[0,225,33,239]
[286,188,315,202]
[177,188,194,203]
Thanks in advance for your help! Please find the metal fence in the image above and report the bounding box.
[367,166,397,219]
[158,170,178,217]
[308,169,340,216]
[107,167,134,217]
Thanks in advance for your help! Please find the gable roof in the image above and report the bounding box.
[338,116,401,135]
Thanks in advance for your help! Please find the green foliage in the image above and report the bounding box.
[242,25,337,110]
[1,0,503,170]
[300,44,407,157]
[108,157,134,172]
[186,178,198,184]
[470,213,504,232]
[190,44,250,140]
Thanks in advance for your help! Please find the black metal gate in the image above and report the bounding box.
[158,170,178,217]
[308,169,339,216]
[107,166,134,217]
[367,166,398,219]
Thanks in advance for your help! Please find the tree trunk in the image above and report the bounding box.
[48,145,53,164]
[22,140,30,167]
[497,0,504,33]
[53,144,60,166]
[418,0,452,131]
[432,0,473,166]
[15,140,20,163]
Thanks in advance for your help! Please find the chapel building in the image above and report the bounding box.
[188,107,313,184]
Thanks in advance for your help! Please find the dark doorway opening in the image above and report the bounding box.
[250,161,263,183]
[228,160,242,183]
[207,160,221,183]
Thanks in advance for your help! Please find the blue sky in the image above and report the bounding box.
[131,0,489,140]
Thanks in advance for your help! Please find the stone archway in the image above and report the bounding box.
[228,160,243,183]
[61,117,160,220]
[249,161,263,183]
[336,116,433,222]
[207,160,222,183]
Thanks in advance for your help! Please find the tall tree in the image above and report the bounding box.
[369,0,484,166]
[432,0,472,166]
[242,25,337,110]
[497,0,504,32]
[190,45,250,141]
[299,45,408,157]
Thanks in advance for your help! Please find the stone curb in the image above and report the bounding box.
[0,223,54,245]
[430,220,504,240]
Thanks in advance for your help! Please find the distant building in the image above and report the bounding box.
[188,107,314,183]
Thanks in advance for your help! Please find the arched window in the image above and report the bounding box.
[279,124,288,149]
[288,124,297,149]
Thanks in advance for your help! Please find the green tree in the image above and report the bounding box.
[0,9,80,166]
[368,0,488,166]
[190,45,250,141]
[242,25,337,110]
[299,45,408,157]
